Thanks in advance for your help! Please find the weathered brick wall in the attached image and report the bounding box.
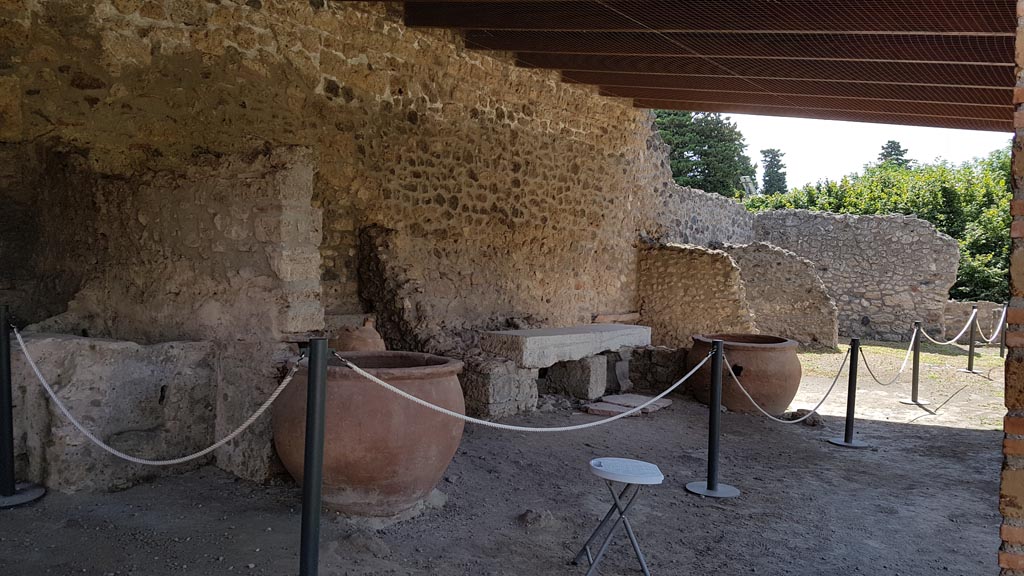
[1000,3,1024,569]
[754,210,959,341]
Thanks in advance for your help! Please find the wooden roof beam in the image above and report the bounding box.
[464,31,1013,65]
[515,53,1016,87]
[631,99,1012,132]
[404,1,1015,36]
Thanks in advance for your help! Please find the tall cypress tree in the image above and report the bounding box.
[760,148,788,194]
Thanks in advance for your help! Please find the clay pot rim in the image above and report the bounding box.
[693,333,798,351]
[292,350,464,380]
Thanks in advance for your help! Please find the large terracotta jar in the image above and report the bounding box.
[272,351,465,517]
[689,334,802,415]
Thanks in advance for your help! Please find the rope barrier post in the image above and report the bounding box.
[901,322,930,406]
[686,340,740,499]
[829,339,869,449]
[1002,304,1008,359]
[0,305,45,508]
[959,305,981,375]
[299,338,328,576]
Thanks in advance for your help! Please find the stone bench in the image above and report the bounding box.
[479,324,652,369]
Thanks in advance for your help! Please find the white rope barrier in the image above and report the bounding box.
[722,349,850,424]
[859,331,916,387]
[14,328,303,467]
[919,309,977,346]
[976,306,1007,344]
[333,350,712,433]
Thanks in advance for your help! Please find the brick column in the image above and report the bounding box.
[1001,3,1024,572]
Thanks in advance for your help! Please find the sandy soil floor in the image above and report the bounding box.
[0,341,1004,576]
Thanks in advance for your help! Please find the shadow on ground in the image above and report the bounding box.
[0,394,1000,576]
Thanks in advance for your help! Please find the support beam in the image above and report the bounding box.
[630,100,1012,132]
[517,54,1015,87]
[405,1,1015,36]
[562,72,1012,105]
[465,31,1013,65]
[602,88,1011,120]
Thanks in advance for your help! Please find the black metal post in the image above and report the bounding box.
[299,338,328,576]
[1,305,15,497]
[0,305,45,509]
[966,305,978,373]
[686,340,739,499]
[829,339,868,449]
[901,322,930,406]
[1002,304,1008,359]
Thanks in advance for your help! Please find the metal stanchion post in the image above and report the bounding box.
[299,338,328,576]
[959,305,981,375]
[829,339,868,449]
[0,305,45,509]
[686,340,740,499]
[1002,305,1008,359]
[901,322,930,406]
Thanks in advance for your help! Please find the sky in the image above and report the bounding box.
[726,114,1012,190]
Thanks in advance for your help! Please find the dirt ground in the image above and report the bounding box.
[0,340,1004,576]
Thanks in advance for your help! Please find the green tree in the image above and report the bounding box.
[654,110,756,197]
[760,148,788,194]
[878,140,911,168]
[744,145,1012,301]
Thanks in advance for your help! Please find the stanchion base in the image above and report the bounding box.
[957,369,983,375]
[0,482,46,509]
[828,437,870,449]
[899,399,931,406]
[685,481,740,499]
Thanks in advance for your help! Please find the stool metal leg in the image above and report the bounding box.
[608,482,651,576]
[583,483,645,576]
[572,484,638,565]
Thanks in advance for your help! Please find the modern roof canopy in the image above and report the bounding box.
[403,0,1016,132]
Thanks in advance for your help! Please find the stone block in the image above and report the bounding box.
[213,341,295,483]
[478,325,651,369]
[11,334,217,492]
[629,346,689,394]
[544,356,607,400]
[460,355,538,419]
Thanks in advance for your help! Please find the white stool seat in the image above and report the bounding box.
[589,458,664,485]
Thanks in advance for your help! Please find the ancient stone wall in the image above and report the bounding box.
[944,300,1005,344]
[725,243,839,349]
[753,210,959,341]
[25,147,324,343]
[0,0,755,347]
[638,244,756,348]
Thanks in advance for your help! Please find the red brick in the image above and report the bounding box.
[1004,470,1024,519]
[1007,439,1024,455]
[1014,200,1024,216]
[1008,332,1024,349]
[1008,416,1024,436]
[1001,551,1024,570]
[1003,524,1024,545]
[1015,111,1024,129]
[1016,88,1024,105]
[1009,308,1024,325]
[1013,220,1024,238]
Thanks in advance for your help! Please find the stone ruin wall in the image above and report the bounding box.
[753,211,960,341]
[638,244,756,349]
[725,243,839,349]
[0,0,968,488]
[944,300,1005,344]
[0,0,760,485]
